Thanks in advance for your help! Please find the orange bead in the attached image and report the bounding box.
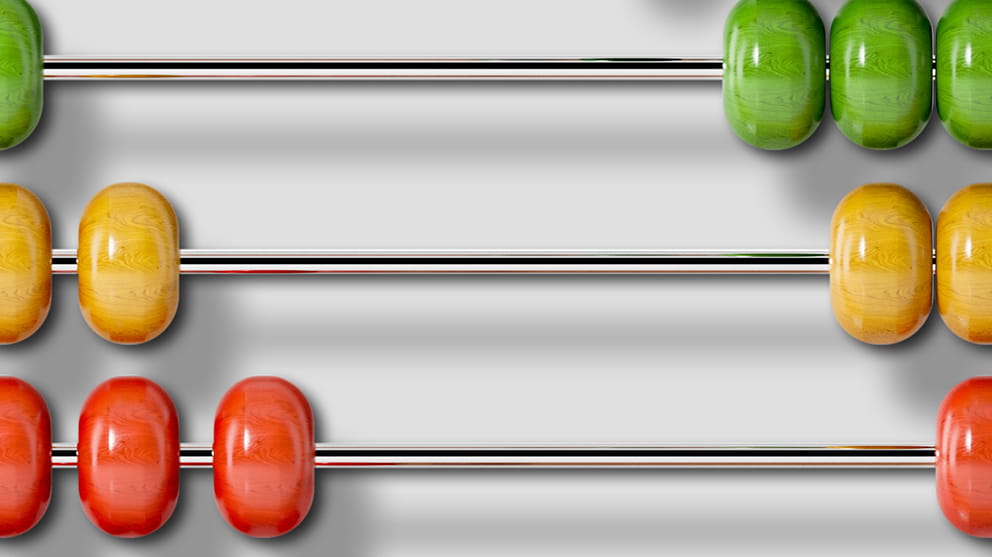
[937,184,992,343]
[0,184,50,344]
[829,184,933,344]
[0,377,50,537]
[78,183,180,344]
[214,376,314,538]
[937,377,992,537]
[78,377,179,537]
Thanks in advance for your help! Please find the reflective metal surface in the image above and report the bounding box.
[51,249,831,274]
[51,443,935,468]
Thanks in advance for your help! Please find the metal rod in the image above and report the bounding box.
[51,249,832,275]
[50,443,936,469]
[40,55,944,81]
[43,56,725,80]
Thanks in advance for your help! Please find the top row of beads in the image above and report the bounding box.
[725,0,992,150]
[0,0,981,151]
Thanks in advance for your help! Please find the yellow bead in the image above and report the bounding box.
[937,184,992,343]
[0,184,49,344]
[830,184,932,344]
[78,183,179,344]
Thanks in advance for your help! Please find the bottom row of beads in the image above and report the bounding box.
[6,375,992,538]
[1,375,312,539]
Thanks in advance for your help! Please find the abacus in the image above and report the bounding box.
[1,375,990,538]
[2,0,990,551]
[1,0,992,149]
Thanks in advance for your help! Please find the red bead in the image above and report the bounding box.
[0,377,50,537]
[937,377,992,537]
[214,376,314,538]
[78,377,179,537]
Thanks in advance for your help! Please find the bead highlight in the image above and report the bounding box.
[0,0,41,150]
[937,0,992,148]
[77,183,180,344]
[723,0,826,150]
[830,0,933,149]
[937,377,992,537]
[830,184,933,344]
[937,184,992,343]
[0,376,50,538]
[0,184,49,344]
[78,377,179,537]
[214,377,315,538]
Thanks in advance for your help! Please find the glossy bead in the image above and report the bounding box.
[214,376,314,538]
[0,377,50,537]
[723,0,826,150]
[78,377,179,537]
[830,0,933,149]
[0,0,42,150]
[937,0,992,148]
[937,377,992,537]
[936,184,992,343]
[0,184,49,344]
[78,183,180,344]
[829,184,932,344]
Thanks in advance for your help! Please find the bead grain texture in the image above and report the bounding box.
[937,377,992,537]
[0,183,49,344]
[937,0,992,148]
[723,0,825,150]
[78,183,180,344]
[0,0,41,150]
[214,376,315,538]
[830,0,932,149]
[78,377,179,537]
[937,184,992,343]
[0,376,50,538]
[829,184,932,344]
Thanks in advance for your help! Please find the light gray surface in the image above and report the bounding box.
[3,0,991,554]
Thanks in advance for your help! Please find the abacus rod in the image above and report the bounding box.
[50,444,936,468]
[42,56,725,80]
[38,55,941,81]
[51,249,832,274]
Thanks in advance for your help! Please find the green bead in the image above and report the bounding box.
[723,0,825,150]
[937,0,992,149]
[0,0,40,150]
[830,0,932,150]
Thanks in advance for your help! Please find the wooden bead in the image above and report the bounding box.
[0,377,50,538]
[0,0,42,150]
[214,376,314,538]
[723,0,826,150]
[78,377,179,537]
[937,377,992,537]
[937,0,992,148]
[0,184,50,344]
[829,184,932,344]
[830,0,933,149]
[78,183,180,344]
[936,184,992,343]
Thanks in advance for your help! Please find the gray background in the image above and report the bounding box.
[3,0,992,554]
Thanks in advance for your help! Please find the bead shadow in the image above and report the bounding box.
[777,102,992,226]
[639,0,727,18]
[224,274,830,351]
[105,80,721,155]
[880,316,992,427]
[323,468,956,548]
[0,82,106,222]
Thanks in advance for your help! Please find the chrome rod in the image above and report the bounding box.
[40,55,943,81]
[51,249,831,274]
[43,56,724,80]
[51,444,936,469]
